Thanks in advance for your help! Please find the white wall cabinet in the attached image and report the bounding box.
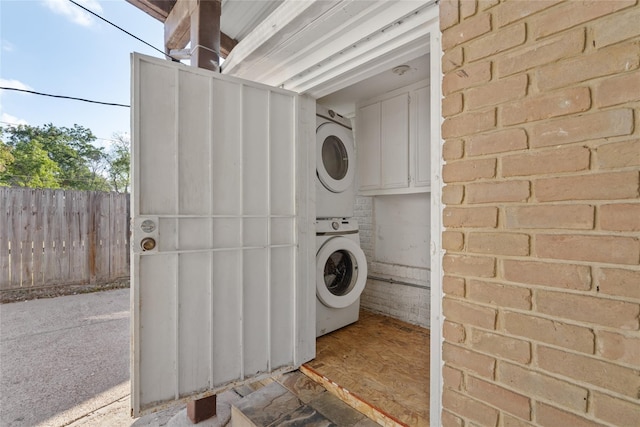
[381,94,410,189]
[356,81,430,195]
[413,85,431,188]
[357,102,382,190]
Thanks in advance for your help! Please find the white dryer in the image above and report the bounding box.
[316,219,368,337]
[316,105,356,219]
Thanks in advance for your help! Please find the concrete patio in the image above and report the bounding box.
[0,288,379,427]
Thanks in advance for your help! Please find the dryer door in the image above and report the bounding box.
[316,236,367,309]
[316,123,355,193]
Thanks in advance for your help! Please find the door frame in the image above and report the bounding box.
[428,24,444,427]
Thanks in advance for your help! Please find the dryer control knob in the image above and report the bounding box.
[332,221,340,230]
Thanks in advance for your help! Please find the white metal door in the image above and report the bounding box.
[130,53,315,416]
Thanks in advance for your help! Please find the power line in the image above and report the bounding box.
[0,87,130,108]
[67,0,178,61]
[0,2,174,121]
[1,2,175,123]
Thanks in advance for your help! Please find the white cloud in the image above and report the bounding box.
[1,40,14,52]
[1,112,29,127]
[0,79,32,127]
[0,79,33,91]
[42,0,103,27]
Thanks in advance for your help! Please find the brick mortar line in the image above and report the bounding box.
[444,339,640,392]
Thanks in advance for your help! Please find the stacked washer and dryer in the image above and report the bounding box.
[315,105,368,337]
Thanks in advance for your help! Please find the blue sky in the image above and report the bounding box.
[1,0,166,147]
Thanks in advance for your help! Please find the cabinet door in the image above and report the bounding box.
[381,94,409,189]
[414,86,431,187]
[357,102,382,190]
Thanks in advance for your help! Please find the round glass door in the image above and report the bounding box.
[316,236,367,309]
[324,249,356,296]
[322,136,349,181]
[316,123,355,193]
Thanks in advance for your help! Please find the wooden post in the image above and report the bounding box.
[190,0,221,72]
[168,1,220,423]
[164,0,236,60]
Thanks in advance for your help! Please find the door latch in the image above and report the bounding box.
[140,237,156,251]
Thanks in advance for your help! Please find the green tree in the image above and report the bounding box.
[0,128,13,180]
[1,139,60,188]
[107,133,130,193]
[0,123,110,190]
[0,142,14,175]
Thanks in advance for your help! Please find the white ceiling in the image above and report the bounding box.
[221,0,284,41]
[128,0,437,96]
[317,53,430,116]
[221,1,438,99]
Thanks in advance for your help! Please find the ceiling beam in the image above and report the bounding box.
[126,0,173,21]
[221,0,438,97]
[222,0,332,76]
[127,0,237,57]
[219,32,238,58]
[164,0,196,51]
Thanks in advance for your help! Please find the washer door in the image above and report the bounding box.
[316,236,367,309]
[316,123,355,193]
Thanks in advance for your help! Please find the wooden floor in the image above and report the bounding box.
[303,310,430,427]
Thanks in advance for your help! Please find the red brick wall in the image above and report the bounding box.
[439,1,640,425]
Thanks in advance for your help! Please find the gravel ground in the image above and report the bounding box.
[0,278,130,304]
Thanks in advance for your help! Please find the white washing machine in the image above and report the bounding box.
[316,219,368,337]
[316,105,356,219]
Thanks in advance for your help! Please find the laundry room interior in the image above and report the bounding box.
[308,50,433,426]
[127,1,440,424]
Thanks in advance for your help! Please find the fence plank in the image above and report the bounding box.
[0,189,11,286]
[10,189,23,288]
[49,190,65,284]
[1,188,130,291]
[21,189,35,287]
[111,193,129,277]
[68,191,85,284]
[98,193,111,281]
[43,189,57,286]
[79,191,89,282]
[31,189,45,287]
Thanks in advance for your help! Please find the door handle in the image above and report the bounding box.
[140,237,156,251]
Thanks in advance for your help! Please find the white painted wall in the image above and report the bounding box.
[374,194,430,269]
[354,195,430,328]
[361,280,430,328]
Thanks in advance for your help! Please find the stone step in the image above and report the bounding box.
[231,371,379,427]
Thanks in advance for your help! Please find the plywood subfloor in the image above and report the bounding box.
[304,310,430,427]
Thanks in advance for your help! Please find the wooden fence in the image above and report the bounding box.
[0,188,130,291]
